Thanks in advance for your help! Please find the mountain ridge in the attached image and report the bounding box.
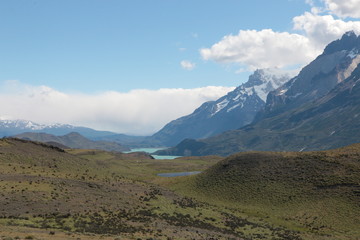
[149,68,292,146]
[0,119,151,148]
[0,119,118,139]
[261,30,360,119]
[14,132,130,152]
[156,31,360,156]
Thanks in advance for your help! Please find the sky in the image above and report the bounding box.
[1,0,360,135]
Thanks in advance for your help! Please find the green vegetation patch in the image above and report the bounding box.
[1,138,359,239]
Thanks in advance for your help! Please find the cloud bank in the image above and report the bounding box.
[200,1,360,71]
[293,11,360,48]
[323,0,360,18]
[0,81,234,135]
[200,29,317,70]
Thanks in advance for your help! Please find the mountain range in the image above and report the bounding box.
[14,132,130,152]
[0,119,149,148]
[149,68,292,146]
[0,119,116,139]
[156,31,360,156]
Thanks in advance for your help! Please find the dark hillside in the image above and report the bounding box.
[187,144,360,237]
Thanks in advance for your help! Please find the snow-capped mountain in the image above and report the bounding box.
[149,68,293,146]
[157,31,360,156]
[211,68,294,116]
[0,119,75,131]
[0,119,116,139]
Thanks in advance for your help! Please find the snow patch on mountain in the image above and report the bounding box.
[212,99,230,116]
[250,68,296,101]
[0,119,74,131]
[227,103,242,112]
[348,49,359,59]
[209,68,294,116]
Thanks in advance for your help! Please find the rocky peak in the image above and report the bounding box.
[207,68,292,117]
[323,31,360,55]
[264,31,360,116]
[240,68,294,102]
[245,69,290,87]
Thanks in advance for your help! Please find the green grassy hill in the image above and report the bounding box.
[173,144,360,239]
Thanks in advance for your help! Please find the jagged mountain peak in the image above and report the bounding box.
[323,31,360,55]
[190,68,293,118]
[344,30,357,38]
[246,68,293,86]
[242,68,295,102]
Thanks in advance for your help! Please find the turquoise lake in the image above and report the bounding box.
[125,148,182,160]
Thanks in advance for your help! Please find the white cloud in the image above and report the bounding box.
[0,81,234,135]
[323,0,360,18]
[200,29,319,70]
[293,11,360,48]
[200,1,360,72]
[180,60,196,70]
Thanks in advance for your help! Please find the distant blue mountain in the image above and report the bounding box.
[0,119,117,139]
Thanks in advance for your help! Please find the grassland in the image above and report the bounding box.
[0,138,359,239]
[170,147,360,240]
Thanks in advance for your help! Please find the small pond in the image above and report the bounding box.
[157,171,201,177]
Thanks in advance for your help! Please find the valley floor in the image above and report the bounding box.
[0,139,359,239]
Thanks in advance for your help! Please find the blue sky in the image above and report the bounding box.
[1,0,360,134]
[0,0,310,92]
